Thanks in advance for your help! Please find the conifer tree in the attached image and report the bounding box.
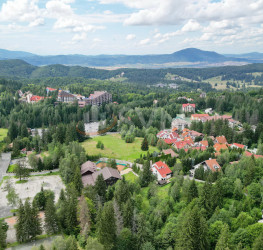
[139,161,154,187]
[97,201,116,250]
[123,199,134,229]
[16,200,25,242]
[187,179,198,203]
[0,221,7,249]
[45,197,59,235]
[215,224,231,250]
[73,167,83,195]
[95,174,107,200]
[141,137,149,151]
[79,196,91,239]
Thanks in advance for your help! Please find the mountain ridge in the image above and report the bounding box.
[0,48,262,68]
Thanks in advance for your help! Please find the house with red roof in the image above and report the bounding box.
[30,95,45,103]
[245,151,263,159]
[190,159,221,176]
[231,143,247,150]
[214,143,228,153]
[191,114,209,121]
[173,141,189,150]
[151,161,172,182]
[182,103,195,113]
[199,140,209,147]
[216,136,228,144]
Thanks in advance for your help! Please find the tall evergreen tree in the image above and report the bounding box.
[79,196,91,239]
[141,137,149,151]
[97,201,116,250]
[0,221,7,249]
[16,200,26,242]
[73,167,83,195]
[44,197,59,235]
[139,161,154,187]
[95,174,107,201]
[187,180,198,203]
[215,224,231,250]
[176,205,209,250]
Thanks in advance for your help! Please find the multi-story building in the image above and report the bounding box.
[182,103,196,113]
[84,91,112,106]
[57,90,77,103]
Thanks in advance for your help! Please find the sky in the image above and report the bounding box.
[0,0,263,55]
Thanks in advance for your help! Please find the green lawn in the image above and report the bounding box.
[124,171,138,183]
[7,164,18,173]
[0,128,7,141]
[81,134,158,161]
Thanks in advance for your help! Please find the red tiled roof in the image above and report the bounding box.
[182,103,196,108]
[216,136,227,144]
[184,137,194,145]
[164,138,178,145]
[214,143,228,152]
[200,140,208,147]
[232,143,246,149]
[205,159,221,172]
[245,151,263,159]
[191,114,209,118]
[46,87,57,91]
[174,141,188,149]
[162,149,178,158]
[30,95,44,102]
[153,161,172,178]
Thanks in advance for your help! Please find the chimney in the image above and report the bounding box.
[150,160,153,166]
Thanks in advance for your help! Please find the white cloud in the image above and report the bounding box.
[139,38,150,45]
[72,32,87,42]
[93,38,102,43]
[126,34,136,40]
[0,0,44,26]
[181,19,201,32]
[103,10,113,15]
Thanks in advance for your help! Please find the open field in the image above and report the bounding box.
[81,134,158,161]
[0,128,7,141]
[204,76,262,90]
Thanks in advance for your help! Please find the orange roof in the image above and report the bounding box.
[182,132,189,137]
[232,143,246,149]
[200,140,208,147]
[205,159,221,172]
[183,128,190,132]
[172,127,178,132]
[216,136,228,144]
[184,137,194,145]
[214,143,228,152]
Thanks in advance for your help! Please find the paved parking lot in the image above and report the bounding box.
[0,152,11,182]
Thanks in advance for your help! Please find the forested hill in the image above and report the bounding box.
[0,48,255,67]
[2,59,263,84]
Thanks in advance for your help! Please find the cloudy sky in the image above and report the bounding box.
[0,0,263,55]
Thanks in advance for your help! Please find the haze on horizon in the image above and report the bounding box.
[0,0,263,56]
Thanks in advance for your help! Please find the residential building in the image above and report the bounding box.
[182,103,196,113]
[58,90,77,103]
[81,164,121,186]
[191,114,209,121]
[199,140,209,147]
[162,149,178,158]
[172,117,191,131]
[46,87,57,95]
[84,91,112,106]
[200,92,206,98]
[214,143,228,153]
[216,136,228,144]
[205,108,213,114]
[151,161,172,182]
[230,143,247,150]
[26,93,45,103]
[190,159,221,176]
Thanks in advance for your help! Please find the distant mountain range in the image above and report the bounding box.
[1,48,263,68]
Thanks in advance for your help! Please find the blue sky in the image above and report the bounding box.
[0,0,263,55]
